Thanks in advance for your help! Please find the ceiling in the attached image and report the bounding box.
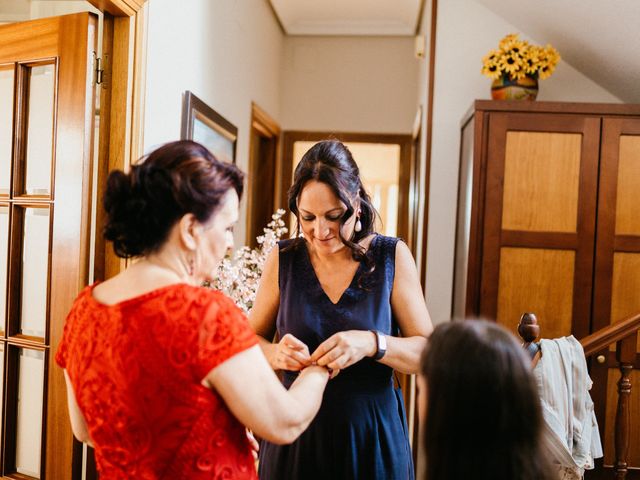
[269,0,423,36]
[269,0,639,102]
[3,0,637,102]
[0,0,30,22]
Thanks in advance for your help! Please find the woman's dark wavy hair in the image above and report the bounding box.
[420,320,554,480]
[103,140,244,258]
[287,140,379,276]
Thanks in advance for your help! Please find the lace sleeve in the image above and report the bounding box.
[192,292,259,381]
[55,293,87,369]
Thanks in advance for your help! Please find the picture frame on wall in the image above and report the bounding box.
[181,90,238,164]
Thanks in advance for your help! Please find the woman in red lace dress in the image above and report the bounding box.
[55,140,330,479]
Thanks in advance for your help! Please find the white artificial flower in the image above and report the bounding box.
[209,209,287,313]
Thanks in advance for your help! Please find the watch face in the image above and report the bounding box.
[379,333,387,351]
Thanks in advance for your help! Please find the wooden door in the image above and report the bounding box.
[281,132,413,241]
[246,103,280,248]
[590,117,640,479]
[0,13,96,479]
[280,131,418,451]
[479,112,601,340]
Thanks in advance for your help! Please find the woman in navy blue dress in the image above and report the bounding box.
[249,140,433,479]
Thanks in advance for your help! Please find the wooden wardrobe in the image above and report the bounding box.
[453,100,640,478]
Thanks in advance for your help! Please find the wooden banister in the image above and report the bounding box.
[614,336,635,480]
[516,310,640,480]
[581,312,640,357]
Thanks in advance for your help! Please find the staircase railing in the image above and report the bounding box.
[518,311,640,480]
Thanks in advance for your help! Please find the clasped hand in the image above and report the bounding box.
[272,331,376,375]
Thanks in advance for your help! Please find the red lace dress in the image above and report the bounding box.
[55,283,259,480]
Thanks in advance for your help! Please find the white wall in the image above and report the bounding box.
[414,0,433,285]
[281,36,419,133]
[143,0,284,243]
[413,7,433,475]
[424,0,623,325]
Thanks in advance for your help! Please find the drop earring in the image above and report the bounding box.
[188,257,195,276]
[355,218,362,233]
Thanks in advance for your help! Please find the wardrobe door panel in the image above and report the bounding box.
[593,118,640,473]
[496,247,575,339]
[480,113,600,340]
[593,119,640,333]
[502,131,582,233]
[615,135,640,236]
[610,253,640,350]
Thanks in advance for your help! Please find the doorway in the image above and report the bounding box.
[0,11,97,479]
[246,103,281,248]
[289,140,403,237]
[280,130,418,445]
[0,1,147,478]
[281,131,413,242]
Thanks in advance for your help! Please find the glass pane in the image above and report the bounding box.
[15,348,44,478]
[0,67,14,196]
[0,206,8,331]
[20,208,49,338]
[25,64,55,196]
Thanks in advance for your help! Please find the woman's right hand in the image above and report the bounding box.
[270,333,311,371]
[205,345,329,444]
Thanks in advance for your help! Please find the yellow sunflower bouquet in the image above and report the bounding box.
[482,33,560,81]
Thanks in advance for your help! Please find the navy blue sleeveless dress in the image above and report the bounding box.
[258,234,414,480]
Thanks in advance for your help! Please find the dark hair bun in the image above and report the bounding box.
[103,140,244,258]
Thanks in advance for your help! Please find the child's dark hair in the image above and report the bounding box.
[420,320,554,480]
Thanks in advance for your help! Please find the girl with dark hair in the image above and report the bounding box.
[56,140,331,479]
[418,320,555,480]
[250,140,433,479]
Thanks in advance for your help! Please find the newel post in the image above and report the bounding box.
[614,334,636,480]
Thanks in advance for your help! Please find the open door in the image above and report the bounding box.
[0,12,96,479]
[246,103,281,247]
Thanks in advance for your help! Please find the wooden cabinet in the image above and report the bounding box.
[454,100,640,478]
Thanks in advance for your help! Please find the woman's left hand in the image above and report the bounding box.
[310,330,377,370]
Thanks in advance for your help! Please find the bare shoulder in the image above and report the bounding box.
[390,238,432,336]
[394,239,414,265]
[263,245,280,276]
[255,246,279,298]
[248,246,280,335]
[392,238,421,283]
[92,272,134,305]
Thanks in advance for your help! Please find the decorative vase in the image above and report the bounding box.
[491,75,538,100]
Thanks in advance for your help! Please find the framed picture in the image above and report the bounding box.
[181,90,238,164]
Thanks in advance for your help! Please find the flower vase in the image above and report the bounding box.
[491,75,538,101]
